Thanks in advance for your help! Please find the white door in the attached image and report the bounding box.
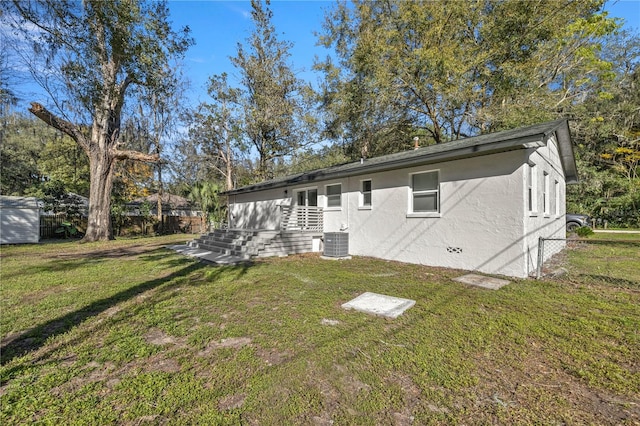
[296,189,318,207]
[295,189,318,229]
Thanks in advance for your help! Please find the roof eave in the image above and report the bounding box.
[224,119,578,196]
[223,137,545,196]
[553,121,579,184]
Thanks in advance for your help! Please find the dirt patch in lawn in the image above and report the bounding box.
[256,347,293,366]
[465,346,640,424]
[218,393,247,410]
[143,328,186,347]
[198,337,253,357]
[143,354,182,374]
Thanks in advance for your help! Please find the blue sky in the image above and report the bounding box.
[168,0,335,106]
[7,0,640,112]
[169,0,640,108]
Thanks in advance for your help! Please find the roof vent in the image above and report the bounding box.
[413,136,420,150]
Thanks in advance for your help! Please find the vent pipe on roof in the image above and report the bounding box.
[413,136,420,150]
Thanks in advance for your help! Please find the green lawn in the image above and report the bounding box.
[1,234,639,425]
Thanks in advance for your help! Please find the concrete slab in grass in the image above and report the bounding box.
[454,274,510,290]
[341,292,416,318]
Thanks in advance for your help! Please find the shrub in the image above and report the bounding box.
[576,226,594,237]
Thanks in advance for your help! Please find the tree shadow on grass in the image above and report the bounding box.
[5,246,184,280]
[0,256,253,368]
[572,273,640,290]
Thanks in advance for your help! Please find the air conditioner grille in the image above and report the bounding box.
[323,232,349,257]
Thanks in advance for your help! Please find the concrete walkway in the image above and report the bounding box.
[167,244,250,266]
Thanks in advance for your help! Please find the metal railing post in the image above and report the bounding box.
[536,237,545,279]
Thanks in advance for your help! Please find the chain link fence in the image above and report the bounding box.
[536,236,640,288]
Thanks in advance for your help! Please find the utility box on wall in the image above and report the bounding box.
[323,232,349,257]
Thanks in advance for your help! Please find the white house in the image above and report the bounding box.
[0,196,41,244]
[220,119,577,278]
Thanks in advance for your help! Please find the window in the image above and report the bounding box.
[411,171,439,213]
[543,172,550,215]
[554,180,560,217]
[527,164,537,213]
[326,183,341,208]
[361,180,372,207]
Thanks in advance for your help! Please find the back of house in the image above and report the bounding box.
[224,119,577,278]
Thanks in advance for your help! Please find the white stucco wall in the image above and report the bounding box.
[228,136,569,278]
[312,151,529,277]
[522,135,567,275]
[229,187,290,230]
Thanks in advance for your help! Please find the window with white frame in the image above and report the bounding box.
[411,171,439,213]
[527,163,537,214]
[543,172,550,215]
[326,183,342,208]
[361,179,372,207]
[554,180,560,216]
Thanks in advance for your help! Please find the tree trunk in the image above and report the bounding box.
[156,162,163,233]
[83,149,116,242]
[28,102,159,243]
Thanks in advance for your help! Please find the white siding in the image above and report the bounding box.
[0,197,41,244]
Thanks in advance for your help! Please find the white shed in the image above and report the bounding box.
[0,196,41,244]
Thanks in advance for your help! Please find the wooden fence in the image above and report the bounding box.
[41,214,204,238]
[40,215,87,239]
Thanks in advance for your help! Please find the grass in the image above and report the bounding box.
[1,234,639,424]
[564,233,640,289]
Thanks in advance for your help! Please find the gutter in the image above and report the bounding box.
[223,136,546,196]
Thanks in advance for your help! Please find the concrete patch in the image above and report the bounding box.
[453,274,510,290]
[342,292,416,318]
[166,244,249,265]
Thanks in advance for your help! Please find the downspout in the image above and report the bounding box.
[341,176,350,232]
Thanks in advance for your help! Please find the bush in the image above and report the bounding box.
[575,226,594,237]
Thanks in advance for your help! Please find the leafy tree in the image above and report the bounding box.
[0,113,47,195]
[275,144,349,175]
[231,0,318,181]
[2,0,192,241]
[0,15,19,124]
[317,0,619,156]
[188,181,226,229]
[177,73,244,192]
[567,30,640,226]
[133,67,188,228]
[39,133,90,196]
[1,112,90,197]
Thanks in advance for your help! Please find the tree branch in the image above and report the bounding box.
[28,102,90,154]
[111,149,160,162]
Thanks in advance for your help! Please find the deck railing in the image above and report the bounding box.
[280,205,323,232]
